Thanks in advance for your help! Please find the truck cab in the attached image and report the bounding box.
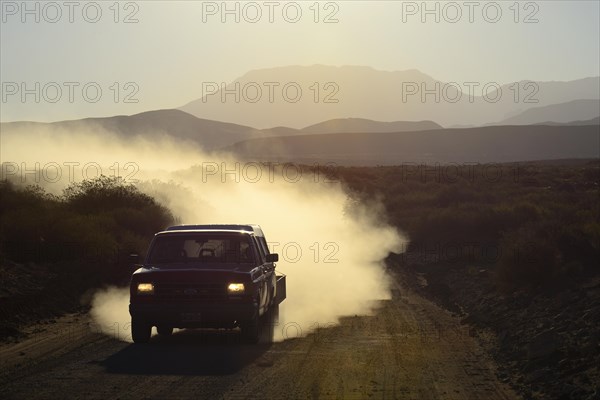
[128,224,286,343]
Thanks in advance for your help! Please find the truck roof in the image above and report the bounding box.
[164,224,265,237]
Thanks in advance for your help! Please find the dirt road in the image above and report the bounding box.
[0,272,519,400]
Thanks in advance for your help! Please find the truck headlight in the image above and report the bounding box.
[137,283,154,295]
[227,283,245,294]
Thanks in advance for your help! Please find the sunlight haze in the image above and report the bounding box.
[1,0,598,122]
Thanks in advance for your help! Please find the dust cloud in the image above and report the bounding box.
[2,123,407,342]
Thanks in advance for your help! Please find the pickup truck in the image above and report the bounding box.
[128,224,286,343]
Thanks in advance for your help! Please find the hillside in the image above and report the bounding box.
[1,110,447,151]
[494,99,600,125]
[227,125,600,165]
[300,118,442,134]
[0,109,261,151]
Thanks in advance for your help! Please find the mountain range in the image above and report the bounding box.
[180,65,600,129]
[3,65,599,165]
[2,108,598,165]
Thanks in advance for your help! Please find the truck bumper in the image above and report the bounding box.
[129,302,257,329]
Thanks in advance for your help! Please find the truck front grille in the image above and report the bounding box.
[154,283,227,301]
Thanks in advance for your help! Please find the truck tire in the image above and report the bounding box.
[131,318,152,344]
[241,320,259,343]
[157,325,173,336]
[265,302,279,325]
[261,302,279,343]
[240,305,260,343]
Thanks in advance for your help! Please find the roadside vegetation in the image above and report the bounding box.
[0,176,174,337]
[1,160,598,332]
[326,159,600,400]
[328,160,600,291]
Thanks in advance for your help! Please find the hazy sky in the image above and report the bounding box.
[1,0,599,122]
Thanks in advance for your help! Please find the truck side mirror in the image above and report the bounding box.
[266,253,278,263]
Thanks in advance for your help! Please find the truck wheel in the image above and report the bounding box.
[265,302,279,325]
[241,320,259,343]
[240,307,260,343]
[261,302,279,343]
[157,325,173,336]
[131,318,152,344]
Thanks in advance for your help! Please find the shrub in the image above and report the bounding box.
[1,177,174,269]
[497,224,563,289]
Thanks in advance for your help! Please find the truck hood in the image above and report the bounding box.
[137,263,252,271]
[131,264,258,283]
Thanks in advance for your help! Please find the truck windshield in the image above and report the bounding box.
[147,234,254,264]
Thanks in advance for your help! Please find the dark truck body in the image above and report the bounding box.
[129,224,285,343]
